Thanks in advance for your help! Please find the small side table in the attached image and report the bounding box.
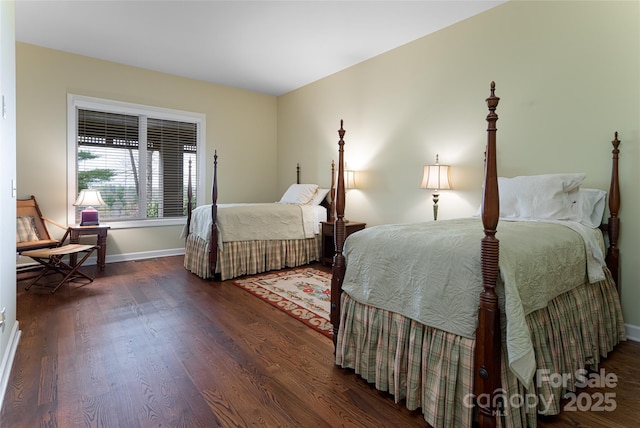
[69,224,110,270]
[320,221,366,265]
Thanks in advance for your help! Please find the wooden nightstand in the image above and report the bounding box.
[320,221,366,265]
[69,224,110,270]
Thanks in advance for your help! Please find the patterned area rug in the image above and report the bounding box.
[231,267,332,338]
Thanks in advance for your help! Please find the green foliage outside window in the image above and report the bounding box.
[77,151,116,191]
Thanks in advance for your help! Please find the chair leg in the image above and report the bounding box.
[50,250,95,294]
[24,260,51,291]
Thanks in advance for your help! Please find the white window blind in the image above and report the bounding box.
[147,117,198,218]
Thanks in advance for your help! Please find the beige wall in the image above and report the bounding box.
[277,1,640,328]
[16,43,278,259]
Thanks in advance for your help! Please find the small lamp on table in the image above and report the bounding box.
[74,189,105,226]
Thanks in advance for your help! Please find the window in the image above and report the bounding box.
[67,95,205,228]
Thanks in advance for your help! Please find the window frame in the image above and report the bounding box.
[67,94,206,229]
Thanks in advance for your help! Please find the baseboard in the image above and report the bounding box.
[0,321,21,411]
[625,323,640,342]
[104,248,185,264]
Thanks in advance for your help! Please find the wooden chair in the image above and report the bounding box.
[17,196,96,293]
[17,196,69,252]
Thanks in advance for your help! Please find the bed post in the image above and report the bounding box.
[329,160,336,222]
[296,163,301,184]
[330,120,347,347]
[606,132,621,288]
[475,82,501,428]
[209,151,219,278]
[186,158,193,242]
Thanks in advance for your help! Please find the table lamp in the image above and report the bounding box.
[420,154,451,221]
[74,189,105,226]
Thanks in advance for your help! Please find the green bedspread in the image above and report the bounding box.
[341,218,602,387]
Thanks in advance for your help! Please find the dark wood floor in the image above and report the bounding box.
[2,256,639,427]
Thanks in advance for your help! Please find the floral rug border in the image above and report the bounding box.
[231,267,333,338]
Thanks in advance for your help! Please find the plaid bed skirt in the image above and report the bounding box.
[335,269,626,428]
[183,234,321,280]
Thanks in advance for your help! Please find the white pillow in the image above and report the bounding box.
[308,188,330,205]
[498,173,586,220]
[278,184,319,205]
[574,188,607,227]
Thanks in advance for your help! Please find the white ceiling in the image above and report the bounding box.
[15,1,506,96]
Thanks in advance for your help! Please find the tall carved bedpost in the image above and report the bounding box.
[606,132,621,288]
[209,151,219,278]
[475,82,501,428]
[329,160,336,223]
[330,120,347,347]
[186,158,193,244]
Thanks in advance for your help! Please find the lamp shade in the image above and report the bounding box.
[420,155,451,191]
[73,189,105,207]
[345,170,357,190]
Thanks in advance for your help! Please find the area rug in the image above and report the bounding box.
[231,267,332,338]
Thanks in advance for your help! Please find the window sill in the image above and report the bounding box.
[103,218,186,230]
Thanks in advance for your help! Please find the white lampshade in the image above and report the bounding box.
[420,155,451,191]
[73,189,105,207]
[345,170,357,190]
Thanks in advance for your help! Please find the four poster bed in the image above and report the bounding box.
[330,82,625,428]
[184,158,335,280]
